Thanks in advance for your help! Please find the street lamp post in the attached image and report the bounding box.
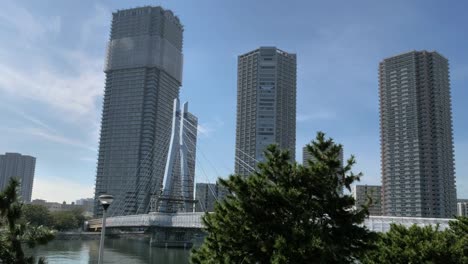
[98,194,114,264]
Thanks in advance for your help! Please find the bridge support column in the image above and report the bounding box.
[149,227,203,248]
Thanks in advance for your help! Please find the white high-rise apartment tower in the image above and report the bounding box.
[0,153,36,202]
[379,51,457,218]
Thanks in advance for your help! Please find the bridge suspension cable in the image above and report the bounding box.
[182,121,265,208]
[182,127,260,204]
[182,115,261,171]
[182,129,220,204]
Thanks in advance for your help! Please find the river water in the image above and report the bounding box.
[29,239,191,264]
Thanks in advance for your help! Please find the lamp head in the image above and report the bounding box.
[99,194,114,211]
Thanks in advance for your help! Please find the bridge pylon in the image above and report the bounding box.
[151,98,196,213]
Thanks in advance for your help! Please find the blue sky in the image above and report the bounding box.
[0,0,467,202]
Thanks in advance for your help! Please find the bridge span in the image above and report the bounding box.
[87,212,453,233]
[87,212,205,230]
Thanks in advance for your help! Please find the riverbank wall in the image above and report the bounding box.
[54,231,149,241]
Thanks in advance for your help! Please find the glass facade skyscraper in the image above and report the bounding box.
[235,47,296,176]
[352,185,382,216]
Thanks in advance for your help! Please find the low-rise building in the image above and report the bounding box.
[457,202,468,217]
[75,198,94,214]
[31,199,85,213]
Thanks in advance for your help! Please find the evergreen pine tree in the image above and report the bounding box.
[191,132,375,263]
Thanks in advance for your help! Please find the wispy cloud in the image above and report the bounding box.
[197,118,225,138]
[79,3,110,47]
[0,54,104,119]
[25,127,97,152]
[1,105,57,133]
[197,124,213,135]
[2,126,97,152]
[0,1,105,121]
[0,1,106,203]
[0,0,61,42]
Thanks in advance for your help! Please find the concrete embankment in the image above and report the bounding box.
[54,231,149,241]
[54,232,101,240]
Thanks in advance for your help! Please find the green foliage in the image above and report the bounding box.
[362,217,468,264]
[69,207,87,228]
[23,203,87,231]
[22,204,52,227]
[191,132,375,263]
[50,207,88,231]
[362,224,451,263]
[446,217,468,262]
[0,178,54,264]
[50,211,79,231]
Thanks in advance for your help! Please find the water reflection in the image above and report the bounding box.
[29,239,190,264]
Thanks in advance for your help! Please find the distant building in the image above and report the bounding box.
[0,152,36,202]
[76,198,94,214]
[195,182,227,212]
[61,201,79,211]
[217,183,229,201]
[235,47,296,176]
[457,202,468,217]
[380,51,457,218]
[31,199,62,212]
[302,145,313,166]
[31,199,87,214]
[302,144,343,167]
[352,185,382,216]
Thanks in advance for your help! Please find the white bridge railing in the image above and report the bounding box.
[364,215,452,232]
[87,213,454,232]
[87,212,205,229]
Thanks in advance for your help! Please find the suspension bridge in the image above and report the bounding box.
[89,98,454,248]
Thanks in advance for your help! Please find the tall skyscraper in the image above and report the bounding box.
[235,47,296,176]
[352,185,382,216]
[379,51,457,218]
[0,152,36,202]
[94,6,184,217]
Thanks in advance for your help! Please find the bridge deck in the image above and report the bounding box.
[87,213,453,233]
